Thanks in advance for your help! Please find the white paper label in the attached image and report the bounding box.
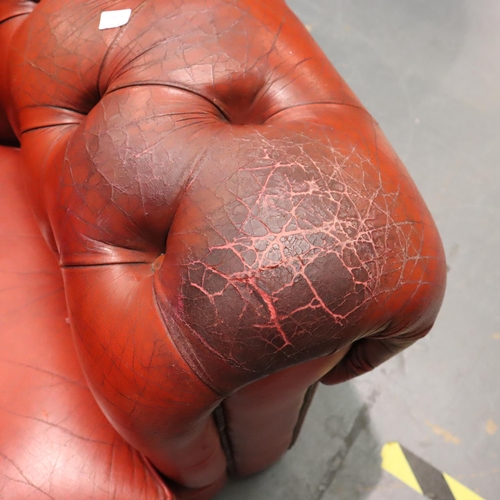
[99,9,132,30]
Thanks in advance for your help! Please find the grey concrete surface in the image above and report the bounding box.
[216,1,500,498]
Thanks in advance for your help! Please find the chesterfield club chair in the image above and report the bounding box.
[0,0,446,498]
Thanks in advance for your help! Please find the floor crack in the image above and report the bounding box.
[313,404,370,500]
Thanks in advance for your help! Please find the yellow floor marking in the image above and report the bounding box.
[443,473,485,500]
[381,442,423,494]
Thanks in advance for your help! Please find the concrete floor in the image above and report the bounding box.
[216,1,500,499]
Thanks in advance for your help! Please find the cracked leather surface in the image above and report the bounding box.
[0,0,446,497]
[0,146,174,500]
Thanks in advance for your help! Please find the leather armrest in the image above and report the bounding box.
[1,0,446,496]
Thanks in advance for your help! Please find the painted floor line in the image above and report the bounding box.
[381,442,485,500]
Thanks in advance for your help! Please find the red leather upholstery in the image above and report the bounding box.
[0,145,174,499]
[0,0,446,498]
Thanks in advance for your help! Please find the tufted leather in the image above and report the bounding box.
[0,0,446,498]
[0,145,176,500]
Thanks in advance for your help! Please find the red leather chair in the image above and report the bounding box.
[0,1,446,498]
